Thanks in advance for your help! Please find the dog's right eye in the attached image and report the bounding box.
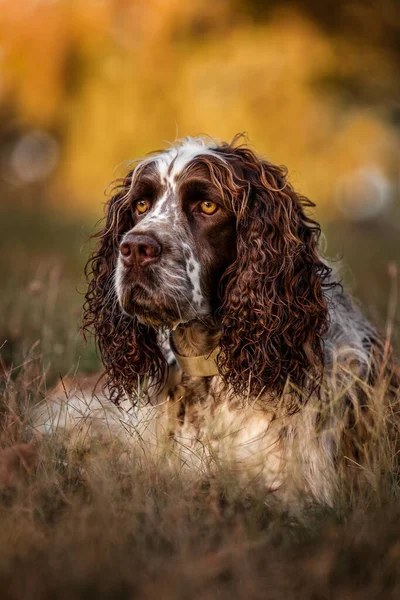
[136,199,150,214]
[199,200,219,215]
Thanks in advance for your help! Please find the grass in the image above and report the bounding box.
[0,205,99,380]
[1,205,400,599]
[1,368,400,600]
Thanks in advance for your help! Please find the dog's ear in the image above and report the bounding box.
[218,146,334,406]
[83,171,166,404]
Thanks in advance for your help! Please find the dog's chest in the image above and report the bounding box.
[167,374,286,489]
[165,373,337,503]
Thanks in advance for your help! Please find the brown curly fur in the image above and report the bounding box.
[83,170,167,404]
[213,142,337,401]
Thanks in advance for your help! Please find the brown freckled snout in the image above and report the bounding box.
[119,234,162,268]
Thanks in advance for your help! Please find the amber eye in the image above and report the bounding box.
[136,199,150,214]
[199,200,218,215]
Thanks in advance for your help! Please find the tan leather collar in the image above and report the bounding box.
[171,345,220,377]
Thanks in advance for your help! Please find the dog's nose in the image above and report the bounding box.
[119,234,162,268]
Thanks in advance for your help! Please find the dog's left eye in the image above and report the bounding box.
[199,201,218,215]
[136,199,150,214]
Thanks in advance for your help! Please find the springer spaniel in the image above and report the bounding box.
[49,136,399,506]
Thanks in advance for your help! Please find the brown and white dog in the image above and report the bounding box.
[37,136,398,507]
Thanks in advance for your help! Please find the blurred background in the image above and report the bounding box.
[0,0,399,382]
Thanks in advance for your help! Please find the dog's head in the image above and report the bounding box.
[84,136,334,403]
[115,139,237,329]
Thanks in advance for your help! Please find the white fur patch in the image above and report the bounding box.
[161,138,220,181]
[115,260,123,300]
[182,242,203,307]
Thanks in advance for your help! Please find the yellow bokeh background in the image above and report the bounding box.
[0,0,399,220]
[0,0,399,376]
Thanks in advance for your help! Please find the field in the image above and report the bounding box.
[1,0,400,596]
[0,204,400,600]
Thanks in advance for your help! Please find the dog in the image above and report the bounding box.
[38,136,399,507]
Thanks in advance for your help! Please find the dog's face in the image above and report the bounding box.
[115,142,237,328]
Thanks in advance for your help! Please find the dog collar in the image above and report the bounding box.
[171,345,220,377]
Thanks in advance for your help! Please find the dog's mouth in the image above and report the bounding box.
[117,280,197,328]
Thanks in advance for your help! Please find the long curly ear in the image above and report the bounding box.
[218,147,335,405]
[83,172,166,404]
